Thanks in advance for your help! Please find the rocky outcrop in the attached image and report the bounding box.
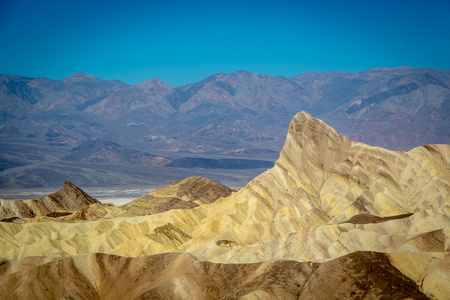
[0,181,99,220]
[123,176,235,216]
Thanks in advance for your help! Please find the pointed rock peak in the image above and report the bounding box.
[288,111,347,144]
[282,112,351,171]
[0,181,99,220]
[60,181,90,196]
[63,180,77,189]
[49,181,100,206]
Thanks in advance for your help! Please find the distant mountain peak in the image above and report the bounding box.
[61,72,100,83]
[199,70,258,83]
[134,78,173,89]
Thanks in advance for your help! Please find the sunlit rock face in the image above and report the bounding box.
[180,112,449,251]
[223,111,449,229]
[0,112,448,299]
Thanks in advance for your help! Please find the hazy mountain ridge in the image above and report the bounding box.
[2,67,448,153]
[0,73,128,122]
[86,78,176,121]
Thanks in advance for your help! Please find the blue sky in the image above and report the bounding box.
[1,0,449,86]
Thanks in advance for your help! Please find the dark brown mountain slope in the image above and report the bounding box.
[0,251,428,300]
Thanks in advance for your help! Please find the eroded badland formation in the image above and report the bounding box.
[1,112,449,299]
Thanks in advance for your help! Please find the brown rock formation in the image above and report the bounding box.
[0,181,99,220]
[123,176,235,216]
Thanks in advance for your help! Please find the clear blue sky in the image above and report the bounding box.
[1,0,449,86]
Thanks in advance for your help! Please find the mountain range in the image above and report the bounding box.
[0,112,448,299]
[2,67,449,150]
[1,67,449,189]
